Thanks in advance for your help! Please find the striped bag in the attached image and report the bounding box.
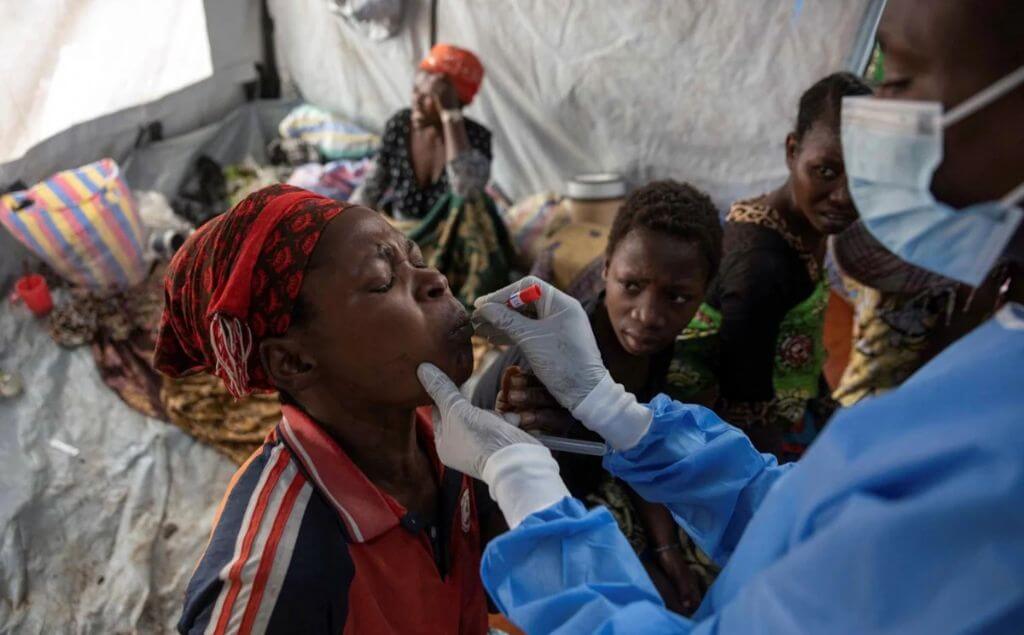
[0,158,147,290]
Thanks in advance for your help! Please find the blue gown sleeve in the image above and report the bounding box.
[604,395,793,564]
[481,497,694,634]
[484,471,1024,635]
[481,396,793,634]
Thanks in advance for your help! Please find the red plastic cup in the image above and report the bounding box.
[15,274,53,317]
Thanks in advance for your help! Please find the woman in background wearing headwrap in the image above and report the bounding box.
[355,43,490,220]
[353,44,516,308]
[156,185,492,634]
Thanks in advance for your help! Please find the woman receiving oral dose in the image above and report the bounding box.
[155,185,491,634]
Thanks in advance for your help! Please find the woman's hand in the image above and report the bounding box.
[630,494,703,615]
[498,368,577,437]
[654,545,702,616]
[425,73,461,111]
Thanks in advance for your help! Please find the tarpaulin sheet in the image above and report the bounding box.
[0,98,302,634]
[0,304,236,634]
[271,0,872,208]
[0,0,261,197]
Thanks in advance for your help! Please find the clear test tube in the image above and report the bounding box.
[537,434,607,456]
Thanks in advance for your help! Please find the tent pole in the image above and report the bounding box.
[845,0,887,75]
[430,0,439,46]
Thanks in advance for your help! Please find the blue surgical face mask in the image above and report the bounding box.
[841,66,1024,287]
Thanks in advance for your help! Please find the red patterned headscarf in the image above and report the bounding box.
[419,43,484,105]
[154,184,348,398]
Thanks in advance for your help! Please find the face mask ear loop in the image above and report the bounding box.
[999,180,1024,208]
[945,287,957,326]
[942,66,1024,127]
[965,284,980,314]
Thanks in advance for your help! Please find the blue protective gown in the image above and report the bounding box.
[482,304,1024,634]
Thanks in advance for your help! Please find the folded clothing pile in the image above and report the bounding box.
[47,263,168,420]
[286,157,374,202]
[44,263,282,464]
[500,191,570,269]
[278,104,380,161]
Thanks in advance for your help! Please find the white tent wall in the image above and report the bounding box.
[268,0,436,129]
[0,0,262,185]
[0,0,263,286]
[271,0,876,208]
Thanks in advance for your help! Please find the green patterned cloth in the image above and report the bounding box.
[667,279,829,457]
[665,199,834,459]
[405,191,517,308]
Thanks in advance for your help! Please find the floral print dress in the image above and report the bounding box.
[666,199,834,461]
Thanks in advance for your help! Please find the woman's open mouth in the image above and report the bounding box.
[444,309,475,382]
[449,312,473,340]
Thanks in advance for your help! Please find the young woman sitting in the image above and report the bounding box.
[155,184,491,634]
[669,72,872,461]
[471,180,723,615]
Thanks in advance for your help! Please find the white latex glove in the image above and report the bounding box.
[473,277,654,451]
[417,362,538,478]
[472,276,606,411]
[418,363,570,527]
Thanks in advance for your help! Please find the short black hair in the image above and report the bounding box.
[794,72,873,141]
[605,180,723,282]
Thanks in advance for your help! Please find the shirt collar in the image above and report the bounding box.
[278,404,439,543]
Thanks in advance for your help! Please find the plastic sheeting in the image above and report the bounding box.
[271,0,873,208]
[0,0,213,165]
[0,303,236,633]
[0,0,261,195]
[0,101,294,633]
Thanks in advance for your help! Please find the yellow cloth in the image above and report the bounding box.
[833,277,958,406]
[161,373,281,464]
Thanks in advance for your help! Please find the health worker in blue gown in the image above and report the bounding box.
[418,1,1024,632]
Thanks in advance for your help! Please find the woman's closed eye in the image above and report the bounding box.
[407,240,428,268]
[372,274,396,293]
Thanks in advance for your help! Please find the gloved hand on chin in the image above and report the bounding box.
[417,362,570,528]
